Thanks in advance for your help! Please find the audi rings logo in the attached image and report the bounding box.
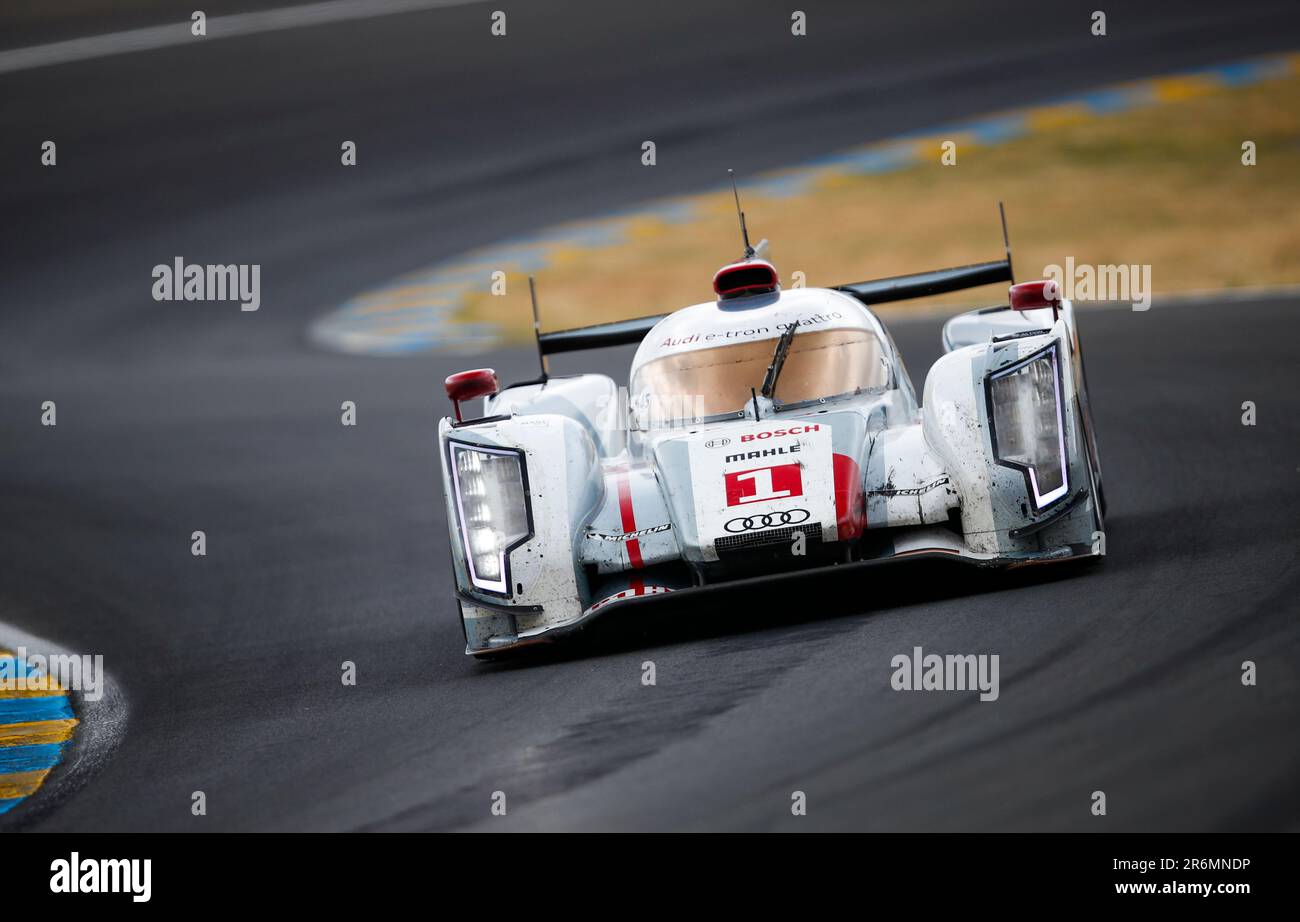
[723,508,811,533]
[704,437,731,449]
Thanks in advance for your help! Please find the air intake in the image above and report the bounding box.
[713,259,779,300]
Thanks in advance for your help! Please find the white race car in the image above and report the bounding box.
[438,213,1105,656]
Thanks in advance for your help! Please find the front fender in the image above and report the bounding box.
[921,321,1098,556]
[438,413,602,650]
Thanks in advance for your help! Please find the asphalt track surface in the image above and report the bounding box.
[1,0,1297,832]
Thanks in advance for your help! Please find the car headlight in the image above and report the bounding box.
[987,343,1069,510]
[448,442,532,595]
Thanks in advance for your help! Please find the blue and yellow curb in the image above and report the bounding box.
[0,648,78,817]
[308,51,1300,356]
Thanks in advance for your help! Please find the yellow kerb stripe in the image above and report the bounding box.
[0,769,51,799]
[0,683,69,698]
[0,718,79,746]
[1150,75,1221,102]
[1025,103,1094,132]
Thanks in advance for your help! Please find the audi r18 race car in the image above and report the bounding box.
[438,211,1105,656]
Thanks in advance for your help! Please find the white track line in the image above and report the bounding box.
[0,0,485,76]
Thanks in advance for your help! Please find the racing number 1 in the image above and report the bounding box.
[725,463,803,506]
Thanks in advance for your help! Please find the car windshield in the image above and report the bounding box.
[631,327,890,426]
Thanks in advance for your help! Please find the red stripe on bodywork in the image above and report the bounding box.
[833,453,866,540]
[616,468,645,569]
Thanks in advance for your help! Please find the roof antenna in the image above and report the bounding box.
[999,201,1015,284]
[529,275,549,383]
[729,169,755,260]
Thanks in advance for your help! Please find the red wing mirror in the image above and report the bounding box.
[444,368,499,422]
[1009,280,1062,315]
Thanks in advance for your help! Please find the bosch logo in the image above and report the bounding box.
[723,509,811,533]
[739,424,821,443]
[704,437,731,449]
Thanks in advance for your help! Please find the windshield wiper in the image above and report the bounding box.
[760,322,799,400]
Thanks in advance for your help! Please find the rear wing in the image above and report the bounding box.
[535,203,1015,355]
[538,314,666,355]
[536,257,1012,355]
[833,258,1012,306]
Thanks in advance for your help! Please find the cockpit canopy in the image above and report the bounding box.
[629,288,895,428]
